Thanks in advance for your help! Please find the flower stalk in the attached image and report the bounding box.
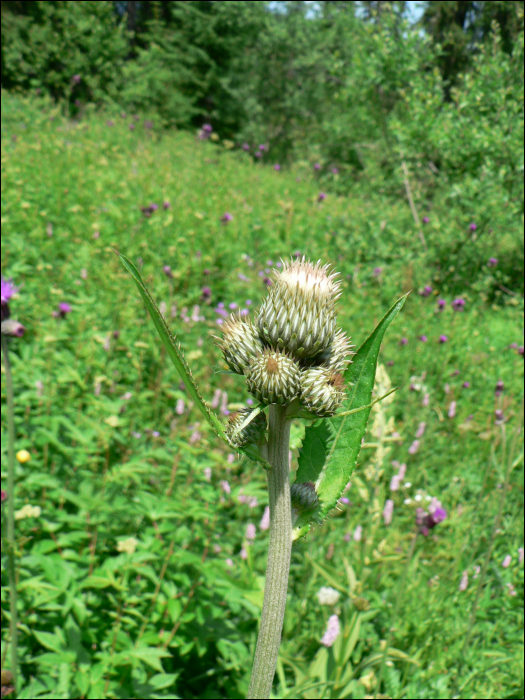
[248,404,292,699]
[1,335,18,695]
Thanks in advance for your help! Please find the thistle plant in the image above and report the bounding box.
[118,253,406,699]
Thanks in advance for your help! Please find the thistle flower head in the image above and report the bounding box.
[225,407,267,447]
[215,314,264,375]
[257,258,341,358]
[312,328,353,373]
[300,366,346,416]
[291,481,319,517]
[245,349,302,405]
[1,278,19,305]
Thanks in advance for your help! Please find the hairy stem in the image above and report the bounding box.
[248,404,292,699]
[2,335,18,695]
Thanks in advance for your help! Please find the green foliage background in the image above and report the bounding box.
[1,2,524,699]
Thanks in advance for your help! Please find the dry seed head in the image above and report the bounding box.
[215,314,264,375]
[225,407,267,447]
[245,349,302,405]
[300,366,346,416]
[257,257,341,358]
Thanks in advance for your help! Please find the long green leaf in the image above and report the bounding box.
[118,252,225,437]
[296,294,408,520]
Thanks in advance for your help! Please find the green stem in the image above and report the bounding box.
[2,335,18,695]
[248,404,292,699]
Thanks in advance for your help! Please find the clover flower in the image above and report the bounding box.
[317,586,340,606]
[321,614,340,647]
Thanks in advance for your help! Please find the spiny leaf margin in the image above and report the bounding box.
[296,293,408,522]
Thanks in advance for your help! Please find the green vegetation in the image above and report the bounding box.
[1,86,523,698]
[1,2,524,698]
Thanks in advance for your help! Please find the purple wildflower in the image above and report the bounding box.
[502,555,512,569]
[495,380,504,396]
[452,298,466,311]
[56,302,71,319]
[422,285,433,297]
[422,216,430,224]
[400,337,408,346]
[318,192,326,202]
[495,409,505,424]
[314,163,321,171]
[519,346,524,356]
[437,299,446,310]
[260,506,270,531]
[263,277,272,286]
[353,525,362,542]
[422,393,430,407]
[175,399,185,415]
[408,439,420,455]
[419,335,428,342]
[71,74,81,85]
[469,223,477,232]
[258,144,266,152]
[487,257,498,267]
[438,335,448,344]
[246,523,256,541]
[1,278,19,307]
[201,286,211,300]
[448,401,457,419]
[1,490,7,503]
[274,164,281,171]
[383,499,394,525]
[107,120,114,127]
[416,422,426,439]
[129,124,135,131]
[240,547,248,560]
[163,201,170,210]
[321,615,340,647]
[462,381,470,389]
[1,319,25,337]
[331,167,339,174]
[459,571,469,591]
[163,265,173,278]
[242,143,250,151]
[220,480,231,495]
[339,497,350,505]
[221,212,233,223]
[144,120,153,130]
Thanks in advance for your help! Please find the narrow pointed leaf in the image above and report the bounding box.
[296,294,408,519]
[118,252,225,437]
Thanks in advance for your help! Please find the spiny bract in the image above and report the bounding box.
[225,407,267,447]
[245,349,302,406]
[300,366,346,416]
[257,257,341,358]
[215,314,264,375]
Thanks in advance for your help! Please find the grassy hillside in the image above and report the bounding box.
[1,92,524,699]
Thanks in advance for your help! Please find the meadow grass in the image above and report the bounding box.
[1,92,523,699]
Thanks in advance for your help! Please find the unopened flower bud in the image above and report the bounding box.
[1,319,25,337]
[309,328,353,372]
[257,257,340,358]
[245,349,302,405]
[225,407,267,447]
[291,481,319,517]
[216,315,264,375]
[300,367,346,416]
